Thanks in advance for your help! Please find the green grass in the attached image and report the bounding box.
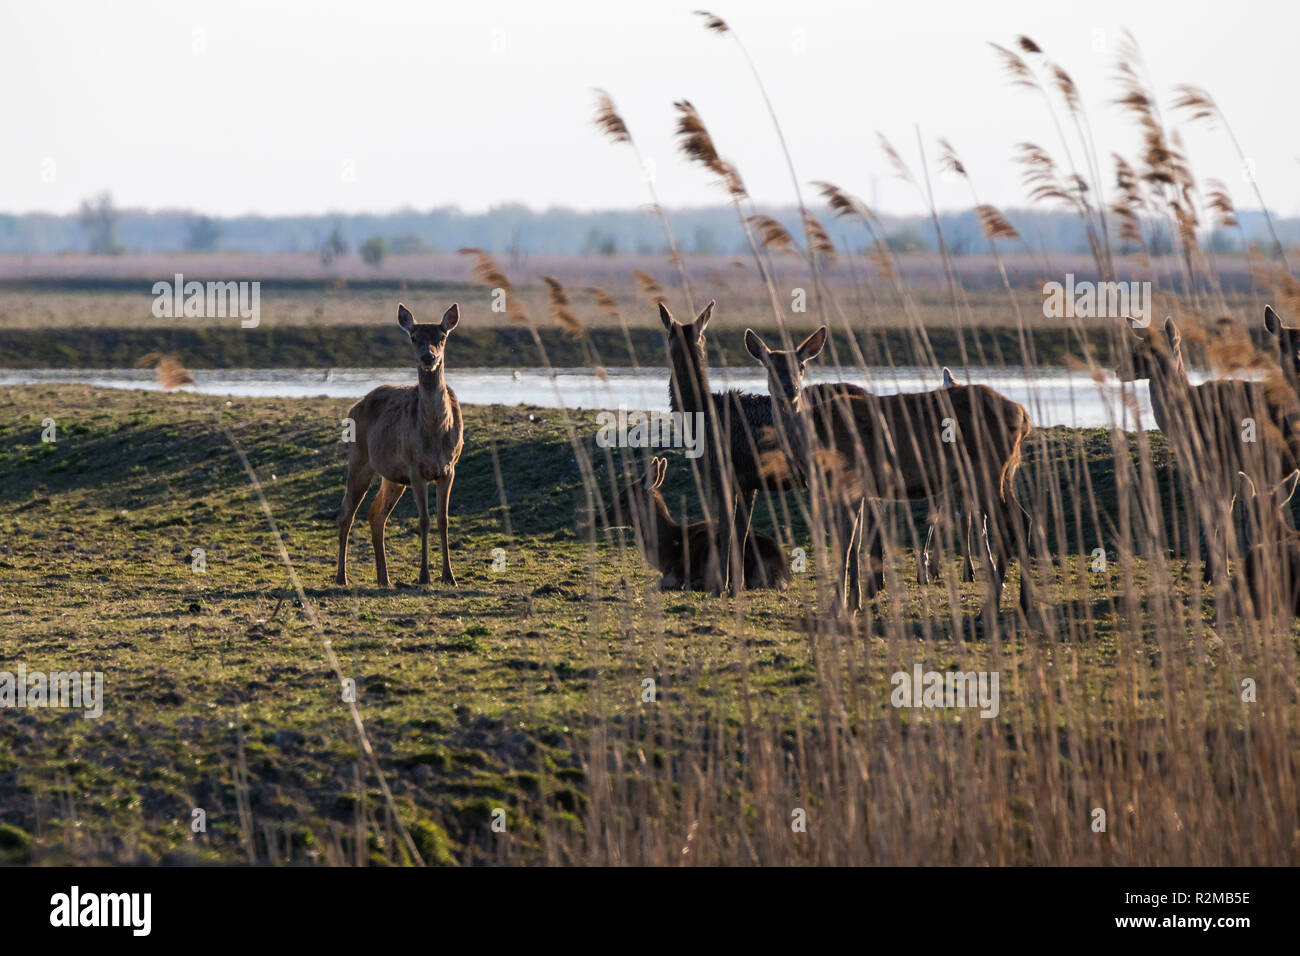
[0,385,1292,865]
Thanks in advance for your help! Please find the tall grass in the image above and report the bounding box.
[506,18,1300,865]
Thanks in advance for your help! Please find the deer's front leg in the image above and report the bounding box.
[711,472,735,597]
[730,488,755,594]
[411,474,431,585]
[437,468,456,586]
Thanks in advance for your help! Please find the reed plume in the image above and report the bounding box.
[672,99,782,321]
[586,286,620,317]
[591,89,696,310]
[457,247,532,325]
[632,269,666,305]
[747,214,798,254]
[1172,82,1291,269]
[541,275,585,339]
[673,99,745,198]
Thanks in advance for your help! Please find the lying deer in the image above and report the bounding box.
[745,327,1035,618]
[599,456,791,591]
[1118,316,1300,582]
[335,303,464,588]
[1232,469,1300,618]
[660,301,870,595]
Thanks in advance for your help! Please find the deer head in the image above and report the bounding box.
[660,300,715,410]
[397,302,459,372]
[1118,316,1184,383]
[1264,305,1300,386]
[744,326,828,409]
[598,456,668,531]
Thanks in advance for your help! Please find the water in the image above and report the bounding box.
[0,365,1170,429]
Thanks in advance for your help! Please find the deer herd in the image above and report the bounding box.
[335,298,1300,626]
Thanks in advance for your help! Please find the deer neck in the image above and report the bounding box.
[1145,354,1190,434]
[636,493,681,574]
[416,364,453,434]
[669,338,712,415]
[773,392,813,480]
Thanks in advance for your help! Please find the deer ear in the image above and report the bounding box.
[397,303,415,332]
[942,367,956,388]
[1265,305,1282,336]
[693,300,715,336]
[745,329,769,363]
[1237,470,1257,498]
[1163,316,1181,348]
[797,326,827,363]
[659,303,675,331]
[655,458,667,488]
[441,303,460,332]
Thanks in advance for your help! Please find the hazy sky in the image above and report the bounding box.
[4,0,1297,218]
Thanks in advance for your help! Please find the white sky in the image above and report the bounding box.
[3,0,1297,218]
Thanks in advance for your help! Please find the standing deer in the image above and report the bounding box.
[598,456,791,591]
[335,303,464,588]
[660,300,870,596]
[1118,316,1300,583]
[745,327,1036,618]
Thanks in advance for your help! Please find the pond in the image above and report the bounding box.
[0,365,1169,429]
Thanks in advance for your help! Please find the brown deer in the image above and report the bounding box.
[745,327,1035,618]
[335,303,464,588]
[598,456,791,591]
[1118,316,1300,582]
[1232,469,1300,618]
[660,301,870,596]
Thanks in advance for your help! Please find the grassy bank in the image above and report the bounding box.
[0,386,1294,865]
[0,322,1132,371]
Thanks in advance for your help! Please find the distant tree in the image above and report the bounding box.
[885,231,927,254]
[581,227,618,256]
[320,227,348,266]
[184,216,220,252]
[360,236,388,267]
[389,234,432,254]
[79,192,123,255]
[692,226,719,255]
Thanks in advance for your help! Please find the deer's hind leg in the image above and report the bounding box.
[368,477,406,588]
[336,458,375,586]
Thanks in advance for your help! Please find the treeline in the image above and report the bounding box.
[0,195,1290,258]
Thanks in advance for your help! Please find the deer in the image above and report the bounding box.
[598,456,791,591]
[1232,469,1300,618]
[335,303,464,588]
[745,327,1036,618]
[1117,316,1300,584]
[660,301,883,597]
